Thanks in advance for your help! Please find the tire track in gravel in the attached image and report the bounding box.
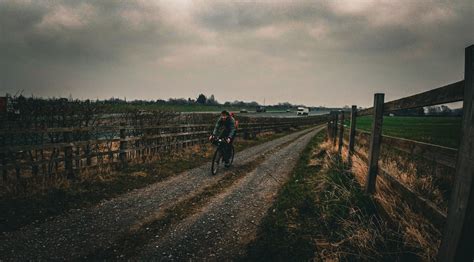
[0,127,318,261]
[134,126,324,261]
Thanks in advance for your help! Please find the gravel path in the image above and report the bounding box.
[135,127,323,261]
[0,126,321,261]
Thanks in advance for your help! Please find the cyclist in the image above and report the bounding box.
[209,110,236,167]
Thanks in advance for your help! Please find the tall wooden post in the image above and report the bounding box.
[438,45,474,261]
[348,105,357,159]
[333,112,338,147]
[327,121,332,140]
[338,111,344,154]
[365,93,384,194]
[1,153,7,182]
[329,112,335,142]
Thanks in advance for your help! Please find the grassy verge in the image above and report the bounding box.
[244,131,418,261]
[0,129,299,233]
[345,116,461,148]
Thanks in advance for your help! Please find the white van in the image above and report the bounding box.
[297,107,309,116]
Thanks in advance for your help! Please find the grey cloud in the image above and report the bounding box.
[0,0,195,97]
[0,0,183,64]
[195,2,326,34]
[0,0,472,107]
[194,1,470,57]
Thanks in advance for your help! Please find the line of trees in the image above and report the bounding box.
[3,93,462,116]
[379,106,463,116]
[424,105,462,116]
[98,93,304,109]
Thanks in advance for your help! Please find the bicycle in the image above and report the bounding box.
[210,137,235,175]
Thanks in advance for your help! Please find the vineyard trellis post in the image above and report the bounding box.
[366,93,384,194]
[438,44,474,261]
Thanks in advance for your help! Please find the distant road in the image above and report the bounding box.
[182,111,330,118]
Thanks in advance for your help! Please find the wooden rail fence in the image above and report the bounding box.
[0,115,329,182]
[327,45,473,261]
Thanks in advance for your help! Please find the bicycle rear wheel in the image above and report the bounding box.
[211,149,223,175]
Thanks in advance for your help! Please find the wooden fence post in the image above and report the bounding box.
[348,105,357,159]
[327,121,332,140]
[119,125,128,167]
[244,129,250,139]
[63,131,74,179]
[328,112,336,141]
[85,130,91,166]
[438,44,474,261]
[366,93,384,194]
[74,146,80,171]
[338,111,344,154]
[1,153,7,182]
[333,112,338,147]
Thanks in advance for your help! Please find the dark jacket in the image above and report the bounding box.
[212,117,236,138]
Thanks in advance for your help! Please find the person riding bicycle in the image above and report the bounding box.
[209,110,236,167]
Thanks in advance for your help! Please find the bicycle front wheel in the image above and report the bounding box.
[211,149,223,175]
[229,145,235,166]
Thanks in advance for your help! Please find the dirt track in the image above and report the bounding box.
[0,126,323,261]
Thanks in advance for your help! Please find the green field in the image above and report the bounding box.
[345,116,462,148]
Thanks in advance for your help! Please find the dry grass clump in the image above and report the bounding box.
[341,132,452,212]
[378,147,452,212]
[315,140,408,261]
[329,140,443,260]
[373,177,442,260]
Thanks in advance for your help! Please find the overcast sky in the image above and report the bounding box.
[0,0,472,107]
